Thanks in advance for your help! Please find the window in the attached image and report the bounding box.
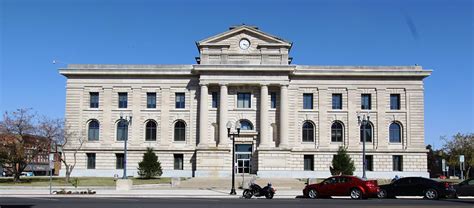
[304,155,314,171]
[116,120,128,141]
[389,122,402,143]
[118,93,128,108]
[237,93,251,108]
[90,92,99,108]
[365,155,373,171]
[393,155,403,171]
[332,94,342,109]
[175,93,185,109]
[360,123,372,142]
[390,94,400,110]
[147,93,156,108]
[212,92,219,108]
[361,94,371,110]
[303,93,313,109]
[174,154,184,170]
[240,120,253,130]
[331,121,343,142]
[270,92,276,109]
[86,153,96,169]
[145,121,157,141]
[88,120,100,141]
[174,121,186,141]
[116,153,124,169]
[302,121,314,142]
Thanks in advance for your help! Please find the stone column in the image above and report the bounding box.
[279,85,289,147]
[199,84,209,147]
[219,84,228,147]
[259,84,270,147]
[160,87,170,147]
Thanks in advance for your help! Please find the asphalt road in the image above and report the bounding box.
[0,197,473,208]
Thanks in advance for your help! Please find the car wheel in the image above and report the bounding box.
[377,189,387,199]
[424,188,439,200]
[243,190,252,199]
[265,192,274,199]
[307,189,318,199]
[350,188,363,200]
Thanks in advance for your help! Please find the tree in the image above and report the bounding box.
[330,146,355,176]
[426,145,444,178]
[137,148,162,179]
[442,133,474,178]
[0,109,50,182]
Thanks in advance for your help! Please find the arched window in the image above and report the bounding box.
[88,120,100,141]
[389,122,402,143]
[116,120,128,141]
[360,122,373,142]
[240,120,253,130]
[331,121,343,142]
[174,121,186,141]
[302,121,314,142]
[145,120,157,141]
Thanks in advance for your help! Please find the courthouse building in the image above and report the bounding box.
[59,25,432,178]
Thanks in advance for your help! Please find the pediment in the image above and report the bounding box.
[197,25,292,48]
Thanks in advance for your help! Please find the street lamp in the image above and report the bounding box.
[357,112,370,179]
[119,113,132,179]
[227,120,241,195]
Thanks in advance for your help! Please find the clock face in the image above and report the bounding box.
[239,39,250,50]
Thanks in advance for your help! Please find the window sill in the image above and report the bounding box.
[233,108,256,111]
[142,109,160,112]
[84,109,102,112]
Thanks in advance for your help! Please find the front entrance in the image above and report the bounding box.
[235,144,252,174]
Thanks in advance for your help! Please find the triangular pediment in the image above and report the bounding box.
[196,25,292,65]
[197,25,292,47]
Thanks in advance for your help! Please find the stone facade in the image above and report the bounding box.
[59,25,431,178]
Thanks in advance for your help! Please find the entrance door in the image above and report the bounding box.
[235,144,252,174]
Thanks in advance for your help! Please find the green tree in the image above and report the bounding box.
[330,146,355,175]
[442,133,474,178]
[137,147,162,179]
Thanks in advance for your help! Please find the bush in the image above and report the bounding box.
[137,147,162,179]
[330,146,355,175]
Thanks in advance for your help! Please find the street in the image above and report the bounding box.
[0,197,473,208]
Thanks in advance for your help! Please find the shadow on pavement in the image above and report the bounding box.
[0,205,34,208]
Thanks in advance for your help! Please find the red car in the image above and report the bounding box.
[303,175,379,199]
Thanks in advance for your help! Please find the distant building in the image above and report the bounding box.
[59,25,432,178]
[0,134,57,176]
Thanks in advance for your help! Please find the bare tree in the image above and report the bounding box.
[0,109,49,182]
[58,123,85,183]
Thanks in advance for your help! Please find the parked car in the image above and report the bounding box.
[377,177,456,200]
[453,178,474,196]
[303,175,379,199]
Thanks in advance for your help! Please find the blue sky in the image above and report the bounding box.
[1,0,472,148]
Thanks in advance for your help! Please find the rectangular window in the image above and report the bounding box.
[393,155,403,171]
[118,93,128,108]
[86,153,96,169]
[237,93,251,108]
[147,93,156,109]
[174,154,184,170]
[304,155,314,171]
[90,92,99,108]
[361,94,371,110]
[303,93,313,109]
[212,92,219,108]
[332,94,342,110]
[270,92,276,109]
[175,93,185,109]
[365,155,373,171]
[116,153,124,169]
[390,94,400,110]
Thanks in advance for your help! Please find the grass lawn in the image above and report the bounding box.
[0,177,172,186]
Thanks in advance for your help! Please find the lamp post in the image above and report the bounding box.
[357,112,370,179]
[119,113,132,179]
[227,120,241,195]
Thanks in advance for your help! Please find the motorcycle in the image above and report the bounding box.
[243,182,276,199]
